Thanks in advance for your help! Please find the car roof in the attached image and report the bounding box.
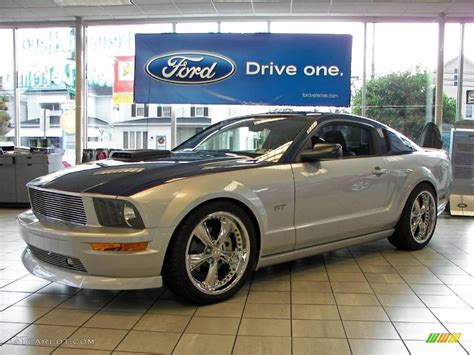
[224,112,388,129]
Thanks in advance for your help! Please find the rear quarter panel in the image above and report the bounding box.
[385,149,451,225]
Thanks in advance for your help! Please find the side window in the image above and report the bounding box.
[384,129,417,154]
[318,124,376,157]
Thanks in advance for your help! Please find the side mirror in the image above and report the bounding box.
[300,143,342,162]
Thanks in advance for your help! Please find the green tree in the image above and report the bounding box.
[352,71,456,141]
[0,96,12,139]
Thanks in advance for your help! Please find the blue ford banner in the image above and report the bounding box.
[134,33,352,107]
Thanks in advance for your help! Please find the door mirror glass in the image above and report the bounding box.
[300,143,342,162]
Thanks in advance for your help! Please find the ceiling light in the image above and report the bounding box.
[54,0,132,6]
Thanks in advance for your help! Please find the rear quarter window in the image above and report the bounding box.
[384,129,418,154]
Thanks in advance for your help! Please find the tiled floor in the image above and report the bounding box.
[0,208,473,355]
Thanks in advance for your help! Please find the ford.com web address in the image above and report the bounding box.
[302,93,339,99]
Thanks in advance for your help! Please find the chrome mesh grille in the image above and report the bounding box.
[28,245,87,273]
[29,188,87,226]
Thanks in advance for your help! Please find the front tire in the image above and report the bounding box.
[389,183,437,250]
[163,201,257,304]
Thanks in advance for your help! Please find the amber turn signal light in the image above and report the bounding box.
[91,242,148,252]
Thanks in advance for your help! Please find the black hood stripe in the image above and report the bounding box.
[30,154,271,196]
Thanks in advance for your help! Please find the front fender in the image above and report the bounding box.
[130,164,296,257]
[132,174,268,239]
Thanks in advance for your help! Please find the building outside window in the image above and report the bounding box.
[123,131,147,149]
[0,29,14,146]
[191,106,209,117]
[157,105,171,117]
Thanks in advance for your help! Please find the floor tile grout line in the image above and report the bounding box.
[348,246,411,355]
[106,288,167,354]
[166,290,201,355]
[410,244,473,306]
[229,277,252,355]
[375,246,470,355]
[49,289,134,353]
[322,255,353,355]
[1,281,78,347]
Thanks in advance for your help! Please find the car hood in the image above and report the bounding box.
[28,152,270,196]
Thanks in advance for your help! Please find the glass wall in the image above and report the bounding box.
[441,23,462,147]
[0,29,15,145]
[16,27,76,164]
[220,22,267,33]
[463,24,474,120]
[1,19,473,162]
[176,22,218,33]
[85,24,173,157]
[360,23,439,142]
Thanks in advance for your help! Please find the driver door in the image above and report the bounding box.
[292,120,395,249]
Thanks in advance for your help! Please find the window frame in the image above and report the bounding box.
[295,118,381,162]
[382,128,418,156]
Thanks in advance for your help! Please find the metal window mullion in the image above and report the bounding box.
[13,28,20,147]
[361,21,368,117]
[170,22,177,149]
[83,24,89,150]
[75,16,85,165]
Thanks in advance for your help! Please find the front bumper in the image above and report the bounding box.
[22,248,163,289]
[18,210,172,290]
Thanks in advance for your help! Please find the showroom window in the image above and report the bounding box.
[360,23,439,142]
[0,29,14,146]
[16,27,76,164]
[86,24,172,151]
[220,22,268,33]
[176,22,218,33]
[3,19,471,162]
[463,24,474,120]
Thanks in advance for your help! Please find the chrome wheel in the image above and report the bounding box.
[410,191,436,243]
[185,211,250,295]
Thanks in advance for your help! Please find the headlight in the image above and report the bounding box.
[123,202,140,228]
[93,199,145,229]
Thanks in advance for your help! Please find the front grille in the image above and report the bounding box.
[29,188,87,226]
[28,244,87,273]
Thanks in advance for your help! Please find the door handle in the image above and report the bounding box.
[372,167,387,176]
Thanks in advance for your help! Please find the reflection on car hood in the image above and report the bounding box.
[28,152,270,196]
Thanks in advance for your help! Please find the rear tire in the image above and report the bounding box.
[163,201,257,304]
[389,183,437,250]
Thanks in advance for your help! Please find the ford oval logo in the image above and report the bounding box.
[145,51,236,85]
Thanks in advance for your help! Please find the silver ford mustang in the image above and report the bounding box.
[18,113,452,304]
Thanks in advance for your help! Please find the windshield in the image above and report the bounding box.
[176,117,309,162]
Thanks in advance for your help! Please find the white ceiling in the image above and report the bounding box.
[0,0,473,23]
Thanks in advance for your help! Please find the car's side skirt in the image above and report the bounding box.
[256,229,395,269]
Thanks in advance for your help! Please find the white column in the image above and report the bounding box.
[170,22,177,149]
[456,23,465,122]
[434,15,445,129]
[170,109,177,149]
[75,17,85,164]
